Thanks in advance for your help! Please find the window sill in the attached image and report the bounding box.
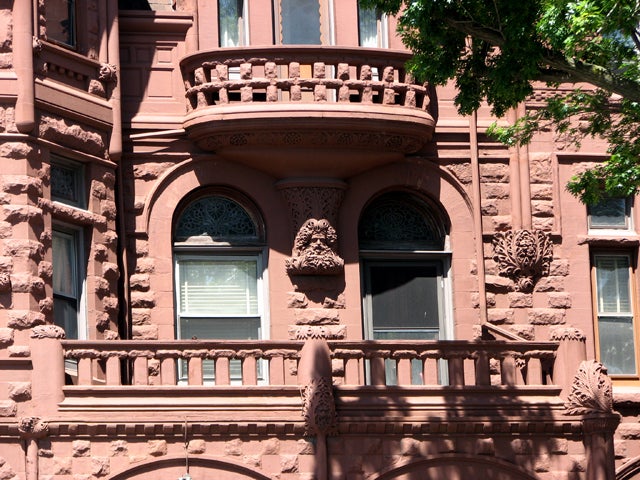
[613,385,640,408]
[577,234,640,247]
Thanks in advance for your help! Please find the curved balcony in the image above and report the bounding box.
[180,46,436,177]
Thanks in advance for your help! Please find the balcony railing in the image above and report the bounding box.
[59,339,557,389]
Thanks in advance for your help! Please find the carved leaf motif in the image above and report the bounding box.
[493,229,553,291]
[301,376,337,436]
[565,360,614,415]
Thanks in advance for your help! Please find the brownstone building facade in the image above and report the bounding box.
[0,1,638,479]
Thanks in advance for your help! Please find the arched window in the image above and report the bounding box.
[173,192,266,381]
[359,192,451,384]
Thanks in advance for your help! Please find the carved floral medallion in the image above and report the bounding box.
[493,229,553,291]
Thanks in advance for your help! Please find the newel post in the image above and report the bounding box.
[29,325,66,415]
[549,326,586,399]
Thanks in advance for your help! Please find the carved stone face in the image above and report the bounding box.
[286,219,344,275]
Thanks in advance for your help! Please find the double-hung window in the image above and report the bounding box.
[219,0,248,47]
[173,193,267,383]
[593,253,638,377]
[588,196,632,231]
[47,0,76,47]
[274,0,333,45]
[358,6,388,48]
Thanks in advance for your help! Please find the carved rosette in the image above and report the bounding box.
[18,417,49,439]
[30,325,66,339]
[279,181,346,276]
[493,229,553,292]
[301,377,337,436]
[565,360,614,415]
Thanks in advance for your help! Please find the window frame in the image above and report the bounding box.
[587,196,633,232]
[52,224,87,341]
[357,5,389,48]
[51,155,86,209]
[272,0,334,45]
[591,250,640,382]
[45,0,77,49]
[218,0,250,47]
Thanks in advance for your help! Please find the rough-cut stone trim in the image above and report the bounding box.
[493,229,553,292]
[565,360,614,415]
[30,324,66,339]
[549,326,586,342]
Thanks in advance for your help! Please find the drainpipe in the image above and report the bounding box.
[517,103,533,229]
[470,110,488,323]
[14,0,35,133]
[507,108,523,230]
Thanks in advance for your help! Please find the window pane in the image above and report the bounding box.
[47,0,75,46]
[279,0,321,44]
[54,297,78,339]
[179,317,260,340]
[219,0,244,47]
[179,259,258,315]
[595,255,631,314]
[589,197,629,228]
[598,315,637,375]
[358,7,379,47]
[53,231,76,297]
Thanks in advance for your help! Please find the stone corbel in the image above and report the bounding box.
[19,417,49,480]
[278,180,346,276]
[98,63,118,85]
[493,229,553,292]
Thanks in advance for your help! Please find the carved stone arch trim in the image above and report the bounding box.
[107,455,274,480]
[372,454,541,480]
[617,456,640,480]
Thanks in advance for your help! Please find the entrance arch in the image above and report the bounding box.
[372,454,541,480]
[108,455,273,480]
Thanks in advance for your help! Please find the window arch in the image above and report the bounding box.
[359,191,451,385]
[173,190,267,382]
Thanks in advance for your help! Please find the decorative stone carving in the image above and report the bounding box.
[301,376,337,436]
[565,360,614,415]
[18,417,49,438]
[493,229,553,292]
[549,326,587,342]
[30,325,66,339]
[32,37,43,55]
[98,63,118,84]
[286,219,344,275]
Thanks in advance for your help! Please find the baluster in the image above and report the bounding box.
[289,62,301,101]
[382,66,395,105]
[215,357,230,386]
[242,356,258,385]
[160,357,176,385]
[188,357,203,386]
[240,62,253,102]
[265,62,278,102]
[133,356,148,385]
[344,357,362,385]
[360,65,373,103]
[337,63,350,102]
[269,355,285,385]
[396,358,412,385]
[404,73,417,107]
[194,67,208,108]
[422,357,439,385]
[77,357,93,385]
[313,62,326,101]
[216,64,229,104]
[501,355,517,386]
[370,355,386,385]
[527,356,543,385]
[474,350,491,386]
[105,356,121,385]
[448,355,465,386]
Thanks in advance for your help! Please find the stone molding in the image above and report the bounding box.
[30,325,66,339]
[565,360,614,415]
[18,417,49,439]
[301,376,337,436]
[493,229,553,292]
[549,326,586,342]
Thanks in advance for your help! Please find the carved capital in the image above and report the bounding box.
[301,376,337,436]
[493,229,553,292]
[549,326,587,342]
[98,63,118,84]
[30,325,66,339]
[565,360,614,415]
[18,417,49,438]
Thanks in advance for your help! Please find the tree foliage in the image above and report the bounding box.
[361,0,640,203]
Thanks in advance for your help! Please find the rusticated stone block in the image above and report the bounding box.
[480,163,509,182]
[130,291,155,308]
[1,175,42,196]
[38,261,53,280]
[8,346,30,357]
[102,296,118,314]
[530,184,553,200]
[294,308,340,325]
[102,262,119,281]
[243,455,261,467]
[132,324,158,340]
[618,423,640,439]
[548,292,572,308]
[481,200,498,216]
[187,439,205,454]
[72,440,91,457]
[225,438,243,456]
[446,162,472,184]
[94,277,111,296]
[534,276,564,292]
[532,217,554,231]
[147,440,167,456]
[491,215,513,231]
[132,309,151,325]
[95,312,110,331]
[508,292,533,308]
[534,453,550,472]
[323,295,345,309]
[487,309,515,325]
[8,382,30,401]
[482,183,510,199]
[129,274,150,291]
[53,457,72,475]
[529,154,552,183]
[615,439,627,459]
[0,328,13,345]
[297,439,314,455]
[528,308,566,325]
[135,258,155,274]
[262,438,280,455]
[485,275,514,291]
[511,438,533,455]
[281,455,298,473]
[91,457,109,477]
[532,200,554,217]
[9,274,44,294]
[100,200,117,221]
[549,260,570,276]
[471,292,496,308]
[7,311,45,329]
[548,438,568,454]
[39,114,106,157]
[0,400,16,417]
[110,440,128,456]
[39,297,53,314]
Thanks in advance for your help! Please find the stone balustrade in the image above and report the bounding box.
[181,46,430,112]
[59,339,557,389]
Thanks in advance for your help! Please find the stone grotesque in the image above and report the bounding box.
[18,417,49,438]
[493,229,553,292]
[565,360,614,415]
[99,63,118,84]
[286,219,344,275]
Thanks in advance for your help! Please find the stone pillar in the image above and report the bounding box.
[277,179,347,340]
[18,417,49,480]
[549,326,586,399]
[29,325,65,415]
[583,416,620,480]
